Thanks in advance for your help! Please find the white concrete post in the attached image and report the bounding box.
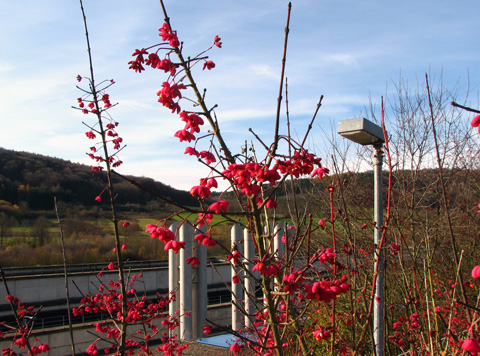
[273,222,285,293]
[168,221,180,339]
[192,225,207,340]
[179,223,193,341]
[244,228,255,328]
[273,222,284,260]
[231,225,243,331]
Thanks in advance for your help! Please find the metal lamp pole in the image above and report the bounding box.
[373,144,384,356]
[338,118,385,356]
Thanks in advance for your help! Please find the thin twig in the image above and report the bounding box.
[267,2,292,166]
[55,197,76,355]
[451,101,480,114]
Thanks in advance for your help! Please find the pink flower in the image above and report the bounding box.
[180,111,204,133]
[185,146,199,157]
[203,60,216,70]
[208,200,229,214]
[197,213,213,227]
[121,244,127,250]
[186,256,200,267]
[85,131,96,139]
[265,199,277,209]
[195,233,207,244]
[472,266,480,279]
[122,221,130,227]
[313,327,331,341]
[214,35,222,48]
[318,247,335,264]
[230,342,242,355]
[227,251,241,265]
[471,115,480,127]
[146,224,167,240]
[463,339,480,355]
[76,75,82,82]
[253,262,266,275]
[199,151,216,164]
[15,337,26,349]
[156,58,178,75]
[203,324,212,335]
[95,195,101,202]
[265,264,281,277]
[190,185,211,199]
[164,240,186,254]
[86,343,99,355]
[232,275,240,284]
[202,236,217,247]
[174,129,195,142]
[107,262,115,270]
[158,23,179,47]
[312,166,329,179]
[206,178,218,189]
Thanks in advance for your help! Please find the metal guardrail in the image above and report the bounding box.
[0,258,224,278]
[0,260,168,278]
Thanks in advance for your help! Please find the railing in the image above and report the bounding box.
[0,258,223,278]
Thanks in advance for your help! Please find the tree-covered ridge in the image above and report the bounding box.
[0,147,199,213]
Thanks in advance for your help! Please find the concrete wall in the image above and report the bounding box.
[0,263,230,315]
[0,304,231,356]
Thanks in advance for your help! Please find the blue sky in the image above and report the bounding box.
[0,0,479,190]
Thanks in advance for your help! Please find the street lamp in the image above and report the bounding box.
[338,118,385,356]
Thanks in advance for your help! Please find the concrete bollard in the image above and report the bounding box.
[168,221,180,339]
[244,228,255,328]
[192,225,207,340]
[231,225,243,331]
[179,223,193,341]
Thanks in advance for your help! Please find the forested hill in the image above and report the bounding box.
[0,147,199,214]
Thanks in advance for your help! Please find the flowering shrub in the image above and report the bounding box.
[123,2,352,355]
[73,273,183,356]
[1,295,50,356]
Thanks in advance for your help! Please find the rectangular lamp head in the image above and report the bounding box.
[337,118,385,146]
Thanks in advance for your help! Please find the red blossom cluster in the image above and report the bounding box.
[145,224,175,243]
[158,81,187,114]
[316,247,336,265]
[282,270,304,294]
[74,271,184,356]
[1,296,50,355]
[304,274,350,303]
[159,23,180,48]
[313,326,332,342]
[194,233,217,247]
[145,223,187,254]
[75,77,124,174]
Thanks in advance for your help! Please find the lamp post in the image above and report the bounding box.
[338,118,385,356]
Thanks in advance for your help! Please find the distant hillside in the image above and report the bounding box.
[0,147,199,215]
